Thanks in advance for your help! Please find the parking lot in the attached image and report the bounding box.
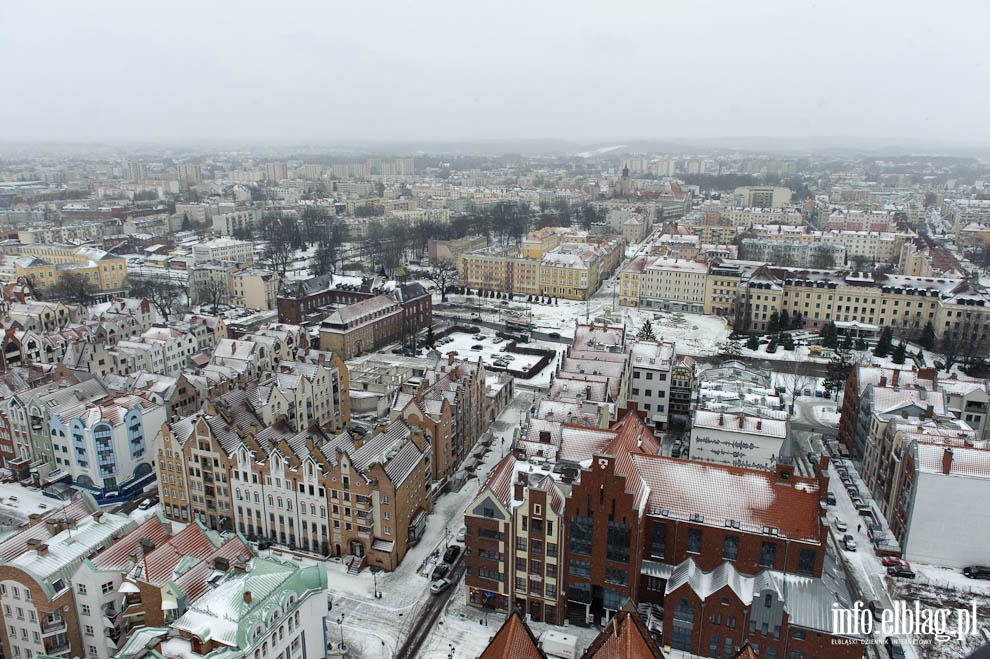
[434,330,545,373]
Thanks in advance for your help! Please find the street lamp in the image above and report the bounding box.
[372,569,381,599]
[336,614,346,651]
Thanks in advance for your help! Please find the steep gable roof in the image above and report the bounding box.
[480,610,546,659]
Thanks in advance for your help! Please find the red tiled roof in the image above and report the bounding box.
[581,609,665,659]
[172,535,252,602]
[480,610,546,659]
[142,523,219,585]
[0,498,94,561]
[90,516,170,570]
[630,453,822,543]
[479,454,518,507]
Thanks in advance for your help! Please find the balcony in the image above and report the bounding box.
[43,638,70,655]
[41,619,67,635]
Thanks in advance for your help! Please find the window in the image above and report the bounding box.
[687,528,702,553]
[760,541,777,568]
[81,605,90,616]
[797,548,815,575]
[722,535,739,561]
[101,581,115,594]
[605,567,628,586]
[77,584,87,595]
[764,593,773,608]
[650,523,666,558]
[788,652,805,659]
[606,522,630,562]
[568,560,591,578]
[570,515,593,556]
[792,628,806,640]
[85,625,95,636]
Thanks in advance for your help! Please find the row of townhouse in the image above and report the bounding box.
[393,356,488,481]
[156,402,432,570]
[834,364,990,568]
[0,495,328,659]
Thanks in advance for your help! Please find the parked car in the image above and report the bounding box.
[470,344,483,350]
[843,537,857,552]
[455,527,466,542]
[430,578,452,595]
[548,332,561,340]
[963,565,990,580]
[884,636,907,659]
[834,519,848,533]
[432,563,450,580]
[492,337,504,344]
[881,557,910,568]
[138,496,159,510]
[887,565,916,579]
[493,360,509,368]
[443,545,462,565]
[8,496,17,502]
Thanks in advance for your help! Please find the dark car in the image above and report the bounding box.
[443,545,462,565]
[826,492,837,506]
[887,565,916,579]
[432,563,450,580]
[963,565,990,580]
[548,331,561,340]
[884,636,907,659]
[466,326,481,334]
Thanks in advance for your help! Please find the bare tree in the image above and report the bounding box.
[193,278,228,315]
[48,273,97,306]
[425,258,458,300]
[127,277,185,321]
[781,359,813,414]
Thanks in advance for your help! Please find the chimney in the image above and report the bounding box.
[243,591,253,604]
[514,482,525,500]
[943,447,954,475]
[233,560,248,574]
[738,415,744,429]
[44,519,62,535]
[92,511,104,523]
[892,370,900,386]
[139,538,157,552]
[718,413,724,426]
[879,375,887,388]
[539,431,551,444]
[756,420,762,430]
[36,544,49,557]
[214,556,230,572]
[26,538,41,550]
[926,404,934,419]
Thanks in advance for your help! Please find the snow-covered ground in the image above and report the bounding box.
[812,403,841,427]
[436,332,543,373]
[0,482,59,522]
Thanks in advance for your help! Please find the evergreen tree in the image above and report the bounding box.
[891,341,907,365]
[841,333,853,350]
[855,337,868,351]
[746,335,760,350]
[781,333,796,351]
[637,319,657,340]
[822,321,839,349]
[718,339,744,362]
[873,326,893,357]
[779,310,790,332]
[919,321,936,350]
[767,311,781,335]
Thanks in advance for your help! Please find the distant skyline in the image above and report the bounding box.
[3,0,988,146]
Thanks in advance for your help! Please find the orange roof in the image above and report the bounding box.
[581,608,665,659]
[733,643,759,659]
[480,610,546,659]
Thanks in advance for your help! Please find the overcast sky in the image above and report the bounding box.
[2,0,988,145]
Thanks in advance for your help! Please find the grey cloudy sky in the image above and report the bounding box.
[2,0,987,145]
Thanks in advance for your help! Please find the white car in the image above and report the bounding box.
[430,578,452,595]
[834,519,848,532]
[455,527,466,542]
